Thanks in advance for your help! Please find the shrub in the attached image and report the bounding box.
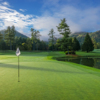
[65,51,76,55]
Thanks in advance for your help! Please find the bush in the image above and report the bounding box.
[65,51,76,55]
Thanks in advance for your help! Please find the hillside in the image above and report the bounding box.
[70,30,100,45]
[0,30,28,38]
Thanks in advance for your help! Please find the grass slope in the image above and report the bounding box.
[0,51,100,100]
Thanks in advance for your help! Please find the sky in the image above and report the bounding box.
[0,0,100,40]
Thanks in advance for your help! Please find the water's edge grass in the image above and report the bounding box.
[48,51,100,73]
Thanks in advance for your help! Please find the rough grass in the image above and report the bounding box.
[0,50,100,100]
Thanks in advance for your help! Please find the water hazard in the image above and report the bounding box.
[56,57,100,69]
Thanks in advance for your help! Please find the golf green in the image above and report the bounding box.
[0,51,100,100]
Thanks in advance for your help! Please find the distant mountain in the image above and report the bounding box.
[70,30,100,45]
[0,30,29,38]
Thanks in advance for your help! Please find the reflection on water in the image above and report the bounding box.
[56,57,100,69]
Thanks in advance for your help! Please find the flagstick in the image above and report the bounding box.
[16,47,21,82]
[18,56,20,82]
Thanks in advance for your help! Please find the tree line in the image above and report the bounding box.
[48,18,94,53]
[0,26,48,51]
[0,18,94,53]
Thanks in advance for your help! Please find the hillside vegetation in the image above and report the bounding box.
[70,30,100,46]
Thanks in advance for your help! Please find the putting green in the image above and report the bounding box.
[0,51,100,100]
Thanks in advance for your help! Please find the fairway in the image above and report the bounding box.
[0,51,100,100]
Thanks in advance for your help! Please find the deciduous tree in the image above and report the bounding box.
[31,28,41,50]
[26,38,32,51]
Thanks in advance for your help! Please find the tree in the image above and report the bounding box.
[22,42,27,50]
[56,18,71,51]
[39,40,47,50]
[57,18,71,38]
[0,40,6,50]
[5,26,16,50]
[91,38,97,49]
[73,37,80,51]
[56,39,62,50]
[82,33,94,52]
[0,32,3,42]
[11,25,16,50]
[26,38,32,51]
[60,37,73,52]
[31,28,41,50]
[48,28,55,51]
[15,36,22,48]
[97,42,100,49]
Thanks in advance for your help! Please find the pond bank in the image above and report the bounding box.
[48,50,100,70]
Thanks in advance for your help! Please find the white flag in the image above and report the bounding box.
[16,47,21,56]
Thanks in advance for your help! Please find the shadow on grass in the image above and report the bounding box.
[0,63,87,74]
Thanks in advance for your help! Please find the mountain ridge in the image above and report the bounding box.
[0,30,29,38]
[70,30,100,45]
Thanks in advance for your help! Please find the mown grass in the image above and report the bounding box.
[76,49,100,57]
[50,51,100,72]
[0,50,100,100]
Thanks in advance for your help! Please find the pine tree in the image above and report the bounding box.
[5,26,16,50]
[57,18,70,38]
[82,33,94,52]
[73,37,80,51]
[56,18,71,51]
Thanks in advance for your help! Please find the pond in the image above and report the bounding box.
[56,57,100,69]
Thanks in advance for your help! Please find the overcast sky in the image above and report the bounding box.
[0,0,100,40]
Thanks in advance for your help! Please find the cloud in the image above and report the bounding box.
[33,2,100,40]
[52,5,100,32]
[19,9,27,12]
[32,16,59,30]
[0,1,100,41]
[30,16,61,40]
[0,3,33,36]
[2,2,10,6]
